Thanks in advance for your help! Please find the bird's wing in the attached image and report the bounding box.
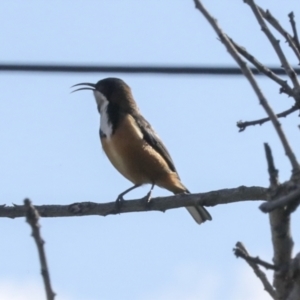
[132,113,178,173]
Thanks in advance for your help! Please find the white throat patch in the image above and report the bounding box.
[93,90,113,138]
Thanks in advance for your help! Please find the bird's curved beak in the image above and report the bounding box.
[71,82,96,93]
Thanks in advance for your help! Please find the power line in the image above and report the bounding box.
[0,63,300,75]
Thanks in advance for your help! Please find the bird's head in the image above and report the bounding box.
[72,77,138,114]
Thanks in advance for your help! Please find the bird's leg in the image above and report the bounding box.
[142,183,155,205]
[115,184,141,211]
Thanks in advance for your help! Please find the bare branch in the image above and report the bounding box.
[270,205,294,299]
[288,12,300,55]
[229,37,294,96]
[234,242,278,299]
[194,0,300,175]
[24,199,55,300]
[264,143,279,187]
[237,106,299,131]
[257,7,300,65]
[234,243,278,270]
[260,186,300,212]
[0,186,268,219]
[262,145,294,299]
[193,1,299,298]
[245,1,300,90]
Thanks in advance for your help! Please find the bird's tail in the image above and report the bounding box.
[185,205,212,225]
[175,186,212,225]
[158,174,212,224]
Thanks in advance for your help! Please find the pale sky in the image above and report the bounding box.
[1,1,300,299]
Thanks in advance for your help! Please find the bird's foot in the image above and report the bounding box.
[142,190,153,209]
[115,195,125,213]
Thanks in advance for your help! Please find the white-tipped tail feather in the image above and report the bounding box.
[186,206,212,225]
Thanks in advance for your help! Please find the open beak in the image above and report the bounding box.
[71,82,96,93]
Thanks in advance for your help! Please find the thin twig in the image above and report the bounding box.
[237,106,299,131]
[257,7,300,64]
[288,12,300,53]
[264,143,279,187]
[0,186,268,218]
[234,242,277,299]
[234,244,278,270]
[24,199,55,300]
[245,1,300,90]
[229,37,294,96]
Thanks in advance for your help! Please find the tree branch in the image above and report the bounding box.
[245,1,300,90]
[229,36,300,131]
[237,106,299,132]
[260,186,300,213]
[0,186,268,219]
[288,12,300,54]
[264,143,279,188]
[244,1,300,174]
[234,242,278,270]
[229,36,294,96]
[263,143,294,299]
[194,0,300,175]
[193,1,298,297]
[257,7,300,66]
[234,242,278,299]
[25,199,55,300]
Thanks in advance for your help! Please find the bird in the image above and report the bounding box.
[72,78,212,224]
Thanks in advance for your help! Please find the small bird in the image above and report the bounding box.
[72,78,212,224]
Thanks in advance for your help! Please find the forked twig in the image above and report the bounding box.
[234,244,277,270]
[245,1,300,90]
[257,7,300,64]
[244,0,300,174]
[237,106,299,131]
[229,37,294,96]
[234,242,277,299]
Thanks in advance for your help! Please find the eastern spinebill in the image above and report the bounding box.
[72,78,212,224]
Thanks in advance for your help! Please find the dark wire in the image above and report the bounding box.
[1,63,299,75]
